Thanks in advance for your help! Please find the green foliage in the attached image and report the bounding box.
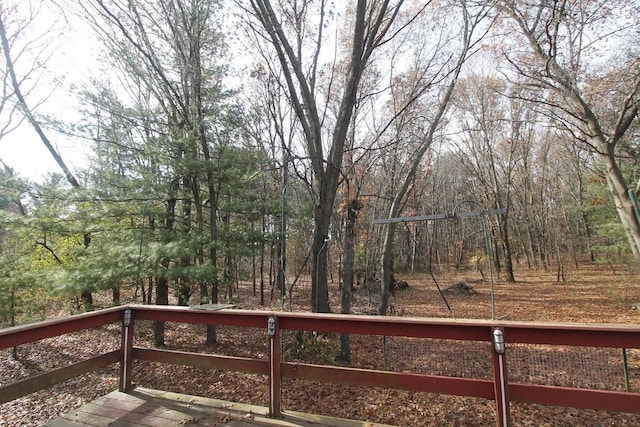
[583,174,632,263]
[0,171,51,325]
[0,234,49,326]
[1,0,316,316]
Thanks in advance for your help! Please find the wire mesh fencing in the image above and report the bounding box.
[506,343,634,391]
[280,330,638,395]
[280,331,493,379]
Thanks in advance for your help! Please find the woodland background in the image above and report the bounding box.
[0,0,639,347]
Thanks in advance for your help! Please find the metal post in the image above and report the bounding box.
[268,316,282,418]
[374,202,504,320]
[119,308,134,392]
[280,185,288,309]
[492,327,510,426]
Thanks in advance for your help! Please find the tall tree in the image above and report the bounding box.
[79,0,229,344]
[242,0,408,313]
[452,74,516,281]
[376,0,494,314]
[0,1,100,308]
[498,0,640,264]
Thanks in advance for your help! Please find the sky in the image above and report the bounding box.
[0,105,88,183]
[0,1,94,183]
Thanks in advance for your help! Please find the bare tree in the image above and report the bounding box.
[498,0,640,264]
[451,74,516,281]
[376,0,494,314]
[0,1,79,186]
[241,0,408,313]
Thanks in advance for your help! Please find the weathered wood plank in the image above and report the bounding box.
[0,350,121,404]
[48,388,395,427]
[132,347,269,375]
[47,418,90,427]
[0,307,123,350]
[62,409,114,427]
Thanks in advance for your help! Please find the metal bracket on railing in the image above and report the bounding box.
[492,327,509,426]
[123,309,132,327]
[493,328,505,354]
[267,316,276,338]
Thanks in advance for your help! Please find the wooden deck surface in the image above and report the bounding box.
[47,387,394,427]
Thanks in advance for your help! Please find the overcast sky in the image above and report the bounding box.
[0,1,95,183]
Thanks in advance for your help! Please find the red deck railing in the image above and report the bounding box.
[1,305,639,426]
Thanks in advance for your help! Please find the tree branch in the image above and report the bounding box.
[0,12,80,188]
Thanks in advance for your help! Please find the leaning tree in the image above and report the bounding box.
[498,0,640,264]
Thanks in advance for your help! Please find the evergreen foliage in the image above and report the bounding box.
[0,0,638,326]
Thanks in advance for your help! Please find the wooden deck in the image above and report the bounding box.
[47,387,394,427]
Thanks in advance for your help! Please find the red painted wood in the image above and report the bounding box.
[132,347,269,375]
[269,316,282,418]
[0,307,123,350]
[119,314,134,392]
[0,350,120,404]
[500,323,640,349]
[130,304,266,328]
[276,312,493,341]
[281,363,495,398]
[4,304,640,425]
[510,383,640,413]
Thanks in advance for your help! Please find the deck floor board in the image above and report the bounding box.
[47,387,394,427]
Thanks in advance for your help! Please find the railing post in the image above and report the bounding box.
[268,315,282,418]
[492,327,510,426]
[119,308,135,392]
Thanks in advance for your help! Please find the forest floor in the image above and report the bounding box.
[2,263,640,426]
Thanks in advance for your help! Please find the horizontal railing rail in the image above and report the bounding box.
[1,304,639,426]
[0,306,125,404]
[0,306,123,349]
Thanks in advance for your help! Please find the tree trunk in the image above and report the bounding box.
[340,199,358,361]
[112,286,120,305]
[80,291,93,312]
[177,282,190,306]
[599,148,640,265]
[206,174,218,345]
[147,278,153,305]
[154,273,169,348]
[252,243,257,297]
[311,201,332,313]
[379,222,397,315]
[499,212,515,282]
[154,185,178,347]
[247,0,400,314]
[260,214,266,306]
